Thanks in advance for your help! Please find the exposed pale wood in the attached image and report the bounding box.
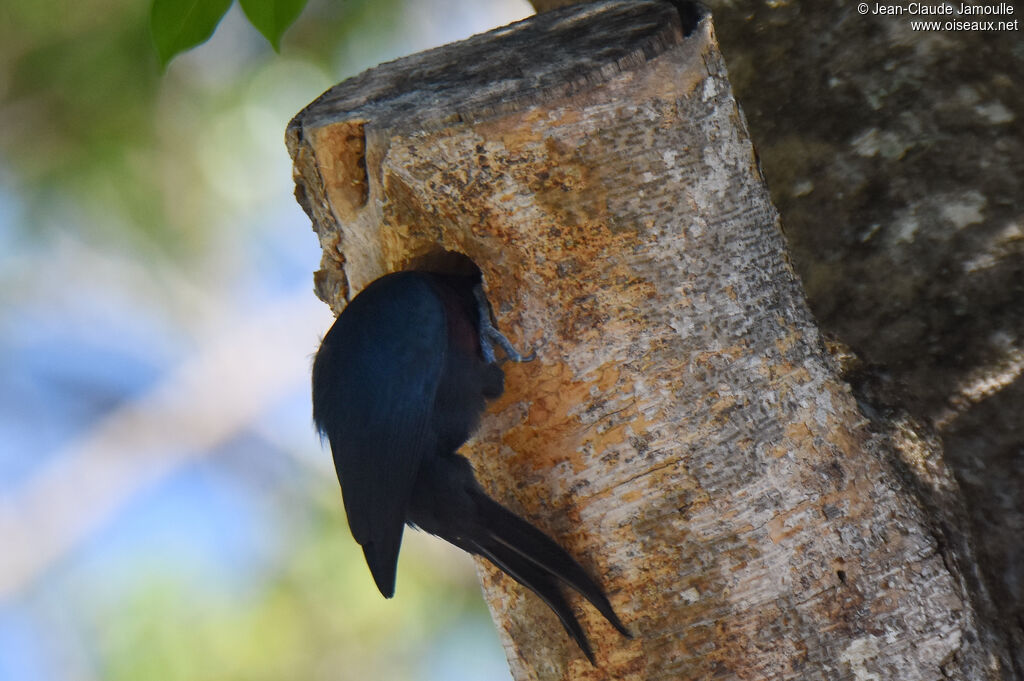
[288,1,1007,678]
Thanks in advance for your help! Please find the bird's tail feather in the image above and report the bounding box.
[361,531,403,599]
[405,453,629,662]
[474,541,596,663]
[470,490,631,640]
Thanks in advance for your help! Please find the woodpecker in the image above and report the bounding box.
[312,269,629,662]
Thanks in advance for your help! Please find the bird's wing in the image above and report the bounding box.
[312,272,447,597]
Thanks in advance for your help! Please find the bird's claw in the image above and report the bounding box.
[484,326,536,363]
[474,284,536,364]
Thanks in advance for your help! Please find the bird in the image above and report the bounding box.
[311,269,630,663]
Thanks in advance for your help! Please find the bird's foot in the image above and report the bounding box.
[474,285,536,364]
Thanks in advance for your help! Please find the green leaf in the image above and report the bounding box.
[150,0,235,67]
[238,0,308,51]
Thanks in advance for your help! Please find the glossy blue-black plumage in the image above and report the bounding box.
[311,270,629,663]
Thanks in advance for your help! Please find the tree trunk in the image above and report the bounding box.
[701,6,1024,676]
[286,1,1009,678]
[530,1,1024,676]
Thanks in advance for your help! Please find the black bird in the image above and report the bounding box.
[312,269,629,662]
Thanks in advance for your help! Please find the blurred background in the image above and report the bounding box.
[0,0,533,679]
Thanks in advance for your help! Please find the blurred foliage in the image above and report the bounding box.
[1,0,167,245]
[0,0,403,258]
[0,0,523,679]
[87,491,490,681]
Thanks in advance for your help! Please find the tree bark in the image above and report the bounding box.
[703,7,1024,676]
[531,1,1024,675]
[287,1,1009,678]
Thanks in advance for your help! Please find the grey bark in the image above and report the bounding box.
[703,3,1024,676]
[288,1,1013,678]
[535,0,1024,676]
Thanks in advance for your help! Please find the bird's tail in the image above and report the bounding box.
[466,490,631,663]
[407,453,630,663]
